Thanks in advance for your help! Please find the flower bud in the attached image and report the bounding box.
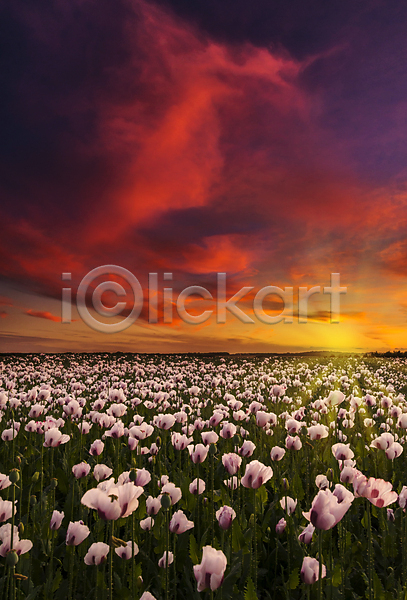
[32,472,40,484]
[9,469,19,484]
[282,478,289,491]
[209,444,216,456]
[387,508,395,522]
[326,468,334,482]
[6,551,18,567]
[129,468,137,482]
[30,495,37,506]
[50,478,58,489]
[156,436,161,448]
[160,493,171,509]
[18,523,24,536]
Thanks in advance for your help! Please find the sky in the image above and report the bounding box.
[1,0,407,354]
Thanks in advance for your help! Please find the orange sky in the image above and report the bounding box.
[1,0,407,353]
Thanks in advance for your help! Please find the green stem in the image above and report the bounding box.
[211,451,215,546]
[173,533,177,600]
[10,483,15,561]
[68,546,75,600]
[367,502,373,600]
[253,487,257,589]
[318,528,323,600]
[403,510,407,587]
[40,445,44,506]
[166,508,169,600]
[109,520,114,600]
[48,530,55,600]
[285,491,291,585]
[132,513,135,597]
[197,463,200,545]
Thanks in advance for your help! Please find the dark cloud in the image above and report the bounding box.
[1,0,407,355]
[151,0,368,59]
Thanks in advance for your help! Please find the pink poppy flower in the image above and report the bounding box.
[89,439,104,456]
[84,542,110,565]
[0,499,16,522]
[156,414,176,430]
[172,433,193,450]
[209,411,224,427]
[385,442,403,460]
[43,428,70,448]
[201,431,219,446]
[140,517,154,531]
[280,496,297,515]
[222,453,242,475]
[93,464,113,482]
[304,485,353,530]
[189,478,206,495]
[66,521,90,546]
[355,477,398,508]
[285,435,302,450]
[115,541,139,559]
[169,510,194,534]
[331,443,354,461]
[219,423,236,439]
[134,468,151,487]
[161,482,182,505]
[238,440,256,457]
[158,551,174,568]
[189,444,209,464]
[216,506,236,530]
[50,510,64,530]
[307,425,329,441]
[298,523,315,544]
[146,497,162,515]
[301,556,326,584]
[270,447,286,461]
[276,518,287,534]
[193,546,227,591]
[241,460,273,489]
[72,462,91,479]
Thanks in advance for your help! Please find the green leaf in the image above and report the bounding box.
[189,534,199,565]
[52,569,62,594]
[373,570,385,600]
[292,470,305,502]
[256,485,267,506]
[288,567,299,590]
[244,577,258,600]
[331,562,342,588]
[25,586,42,600]
[232,519,246,552]
[114,572,122,590]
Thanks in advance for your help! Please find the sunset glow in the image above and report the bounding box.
[1,0,407,353]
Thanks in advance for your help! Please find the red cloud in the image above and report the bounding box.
[0,296,13,307]
[1,0,406,329]
[25,309,62,322]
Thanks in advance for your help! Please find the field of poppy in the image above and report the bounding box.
[0,352,407,599]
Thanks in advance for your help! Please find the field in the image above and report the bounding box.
[1,353,407,600]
